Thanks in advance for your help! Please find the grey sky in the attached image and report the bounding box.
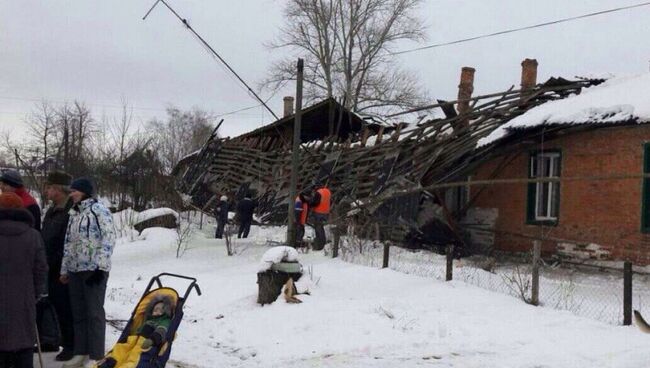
[1,0,649,139]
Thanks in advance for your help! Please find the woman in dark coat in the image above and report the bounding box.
[0,192,48,368]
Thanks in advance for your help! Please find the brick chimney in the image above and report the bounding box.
[283,96,295,117]
[455,66,475,132]
[520,58,538,91]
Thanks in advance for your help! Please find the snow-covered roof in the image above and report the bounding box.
[478,73,650,147]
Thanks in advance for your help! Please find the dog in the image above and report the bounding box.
[634,310,650,333]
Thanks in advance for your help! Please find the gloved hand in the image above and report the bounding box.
[140,324,155,338]
[139,324,165,349]
[141,338,153,350]
[85,269,107,286]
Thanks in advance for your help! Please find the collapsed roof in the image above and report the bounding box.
[174,67,605,248]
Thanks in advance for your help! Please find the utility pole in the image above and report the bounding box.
[287,59,304,246]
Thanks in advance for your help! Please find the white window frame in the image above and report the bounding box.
[530,152,560,221]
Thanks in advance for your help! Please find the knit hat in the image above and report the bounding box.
[70,177,94,196]
[46,171,72,186]
[0,169,24,188]
[0,192,24,209]
[220,195,228,201]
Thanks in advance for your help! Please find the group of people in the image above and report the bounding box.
[213,182,331,249]
[0,169,116,368]
[213,192,257,240]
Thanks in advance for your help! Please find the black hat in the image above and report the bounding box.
[0,169,24,188]
[70,177,94,196]
[46,171,72,186]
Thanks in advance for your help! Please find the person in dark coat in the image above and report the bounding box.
[0,169,42,230]
[214,195,229,239]
[294,191,310,247]
[236,192,256,239]
[41,171,75,361]
[0,192,48,368]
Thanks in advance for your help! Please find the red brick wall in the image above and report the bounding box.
[470,125,650,264]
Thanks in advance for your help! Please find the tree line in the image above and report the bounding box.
[0,100,215,211]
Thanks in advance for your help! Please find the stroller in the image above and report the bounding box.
[97,273,201,368]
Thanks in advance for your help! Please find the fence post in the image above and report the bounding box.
[382,243,390,268]
[446,244,454,281]
[332,225,340,258]
[624,261,633,325]
[531,240,541,306]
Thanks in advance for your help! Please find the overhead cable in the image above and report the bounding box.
[391,1,650,56]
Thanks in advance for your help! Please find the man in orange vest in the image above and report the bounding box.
[309,182,331,250]
[294,191,309,247]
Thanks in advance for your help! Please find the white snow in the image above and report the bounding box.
[478,73,650,147]
[133,207,180,225]
[258,246,300,272]
[39,221,650,367]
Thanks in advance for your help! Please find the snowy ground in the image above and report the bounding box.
[40,223,650,367]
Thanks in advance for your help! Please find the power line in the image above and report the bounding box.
[0,93,279,119]
[143,0,281,120]
[0,95,168,112]
[391,1,650,56]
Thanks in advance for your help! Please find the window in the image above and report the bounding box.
[444,176,470,217]
[527,151,561,224]
[642,143,650,232]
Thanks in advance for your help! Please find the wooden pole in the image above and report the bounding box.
[287,58,304,246]
[446,244,454,281]
[332,225,339,258]
[382,243,389,268]
[624,261,633,325]
[531,240,541,306]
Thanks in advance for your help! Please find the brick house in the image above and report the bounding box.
[461,72,650,264]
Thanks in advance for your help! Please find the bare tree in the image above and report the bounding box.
[175,214,194,258]
[25,101,57,173]
[264,0,428,114]
[51,101,95,176]
[147,106,215,174]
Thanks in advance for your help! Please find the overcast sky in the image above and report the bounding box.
[1,0,649,140]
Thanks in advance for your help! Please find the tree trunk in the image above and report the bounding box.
[256,271,301,305]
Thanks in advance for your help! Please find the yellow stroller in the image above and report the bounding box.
[97,273,201,368]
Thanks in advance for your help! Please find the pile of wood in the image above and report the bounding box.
[176,78,601,244]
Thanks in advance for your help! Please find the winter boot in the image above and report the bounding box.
[62,355,88,368]
[84,359,99,368]
[56,348,75,361]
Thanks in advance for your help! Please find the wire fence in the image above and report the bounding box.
[335,235,650,326]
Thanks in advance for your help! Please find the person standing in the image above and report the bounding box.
[41,171,75,361]
[60,178,116,368]
[0,169,42,230]
[310,183,331,250]
[0,192,48,368]
[236,192,256,239]
[294,191,309,247]
[214,195,229,239]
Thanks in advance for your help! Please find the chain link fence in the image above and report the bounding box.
[334,235,650,326]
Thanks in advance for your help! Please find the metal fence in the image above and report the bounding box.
[334,236,650,326]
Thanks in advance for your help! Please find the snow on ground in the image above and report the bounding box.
[134,207,180,224]
[342,241,650,326]
[41,223,650,367]
[478,72,650,147]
